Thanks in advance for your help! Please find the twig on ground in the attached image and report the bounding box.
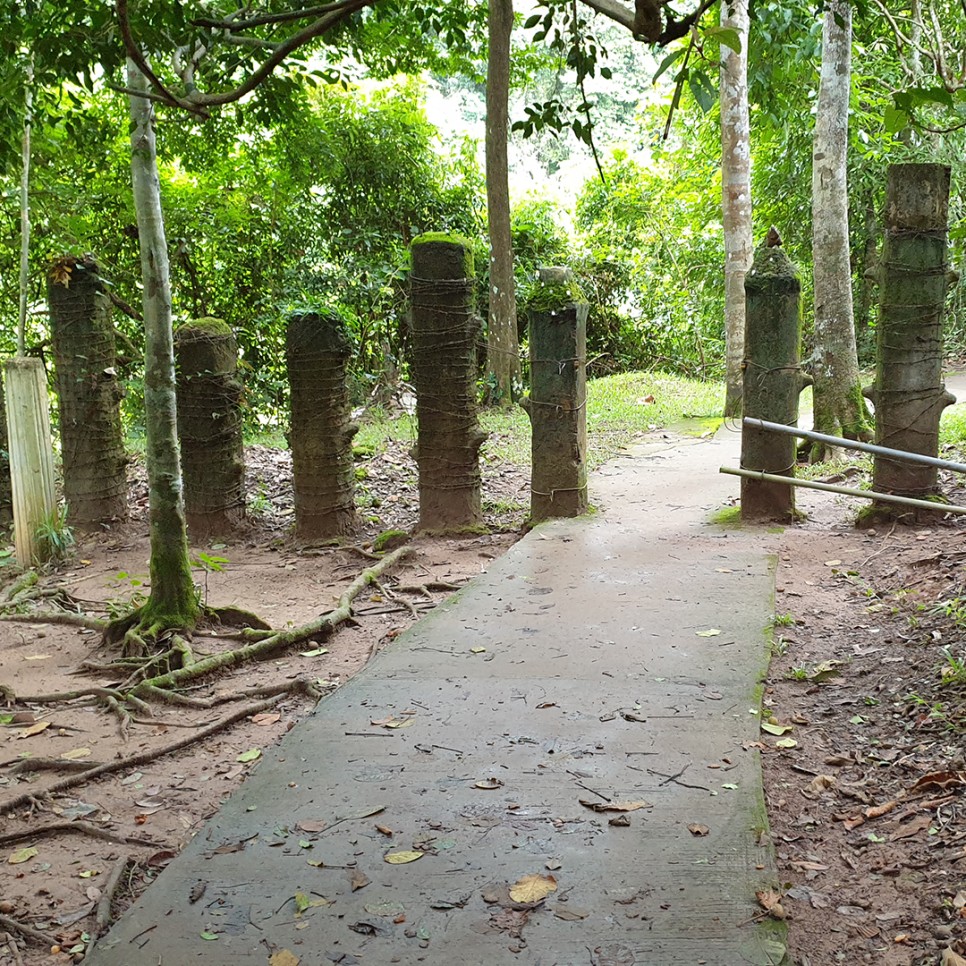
[94,856,133,938]
[0,915,56,949]
[0,821,164,849]
[0,696,283,816]
[4,931,25,966]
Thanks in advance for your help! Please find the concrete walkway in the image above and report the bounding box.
[89,429,788,966]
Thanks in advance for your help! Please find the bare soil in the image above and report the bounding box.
[4,437,966,965]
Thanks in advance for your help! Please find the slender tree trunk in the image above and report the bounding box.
[125,61,199,632]
[484,0,520,405]
[719,0,752,418]
[809,0,872,458]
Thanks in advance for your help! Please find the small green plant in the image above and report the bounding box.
[107,571,148,619]
[786,666,809,681]
[771,635,789,657]
[191,551,229,606]
[771,613,796,628]
[935,597,966,629]
[35,504,74,562]
[940,646,966,686]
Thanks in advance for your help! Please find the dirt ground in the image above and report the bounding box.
[3,437,966,965]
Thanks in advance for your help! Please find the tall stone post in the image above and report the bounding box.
[47,256,128,527]
[525,267,589,521]
[175,318,246,538]
[286,309,359,541]
[868,164,954,508]
[409,233,486,533]
[741,237,806,522]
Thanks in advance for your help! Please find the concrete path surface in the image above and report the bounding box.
[89,429,788,966]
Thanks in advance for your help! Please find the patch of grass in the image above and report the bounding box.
[709,505,742,526]
[771,613,796,628]
[940,401,966,449]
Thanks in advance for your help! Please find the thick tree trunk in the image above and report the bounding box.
[285,309,359,541]
[48,256,128,528]
[719,0,752,418]
[175,318,246,538]
[0,369,11,527]
[126,61,199,631]
[808,0,873,459]
[410,234,486,532]
[484,0,520,405]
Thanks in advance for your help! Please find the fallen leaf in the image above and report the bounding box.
[696,628,721,637]
[385,719,413,729]
[756,889,786,919]
[761,721,793,736]
[608,814,631,827]
[909,770,966,794]
[7,847,38,865]
[269,952,301,966]
[236,748,261,763]
[553,906,589,921]
[24,654,50,661]
[470,647,486,653]
[775,738,798,749]
[296,820,327,833]
[78,869,100,878]
[17,721,50,739]
[808,775,836,793]
[293,891,330,916]
[722,783,738,790]
[375,824,393,836]
[535,702,557,709]
[349,868,370,891]
[942,948,966,966]
[688,824,710,837]
[546,859,562,871]
[809,660,845,682]
[120,772,143,785]
[365,900,406,917]
[824,559,842,567]
[509,873,557,903]
[299,647,328,657]
[60,748,92,760]
[252,712,281,726]
[890,814,933,841]
[864,800,897,819]
[580,799,651,813]
[474,778,505,790]
[200,931,219,941]
[384,850,423,864]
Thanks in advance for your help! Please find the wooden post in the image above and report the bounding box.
[410,233,486,533]
[4,357,56,566]
[286,309,359,541]
[868,163,954,513]
[0,367,12,527]
[525,267,588,521]
[740,236,806,522]
[175,318,246,538]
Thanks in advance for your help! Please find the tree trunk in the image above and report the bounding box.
[808,0,873,459]
[0,365,11,528]
[48,256,128,528]
[484,0,520,405]
[126,61,199,631]
[175,318,246,538]
[719,0,752,418]
[285,309,359,541]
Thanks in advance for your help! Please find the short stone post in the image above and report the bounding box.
[409,233,486,532]
[48,256,128,527]
[286,308,358,541]
[741,237,806,522]
[525,267,589,521]
[868,164,954,509]
[175,318,246,538]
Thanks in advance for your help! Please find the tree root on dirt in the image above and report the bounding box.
[0,916,55,952]
[94,856,134,939]
[0,611,106,631]
[3,757,103,776]
[0,821,165,850]
[0,696,283,817]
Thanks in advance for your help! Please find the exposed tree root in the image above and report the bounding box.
[0,821,165,850]
[4,758,103,776]
[94,856,133,939]
[0,696,283,817]
[0,611,106,631]
[3,931,25,966]
[0,915,55,951]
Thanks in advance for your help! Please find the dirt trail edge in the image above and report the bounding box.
[88,428,788,966]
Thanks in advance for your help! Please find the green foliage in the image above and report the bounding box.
[34,503,74,562]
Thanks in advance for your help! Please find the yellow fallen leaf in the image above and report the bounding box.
[384,851,423,864]
[8,847,38,865]
[473,778,504,790]
[24,654,51,661]
[509,873,557,903]
[696,628,721,637]
[17,721,50,738]
[61,748,92,760]
[270,952,301,966]
[579,799,651,813]
[236,748,261,763]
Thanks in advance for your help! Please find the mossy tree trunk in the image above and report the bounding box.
[808,0,873,460]
[286,309,359,541]
[741,241,806,522]
[175,318,245,539]
[125,61,199,633]
[869,163,954,508]
[410,234,486,532]
[0,368,12,528]
[48,256,128,528]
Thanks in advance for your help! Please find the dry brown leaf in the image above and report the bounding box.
[756,889,786,919]
[473,778,504,790]
[864,800,897,819]
[375,824,394,836]
[17,721,50,739]
[909,771,966,794]
[60,748,92,760]
[508,873,557,904]
[687,824,710,837]
[807,774,836,793]
[296,820,327,833]
[252,712,282,726]
[553,906,589,921]
[890,814,933,841]
[608,814,631,827]
[789,860,828,872]
[942,947,966,966]
[579,799,651,813]
[349,868,370,892]
[269,952,301,966]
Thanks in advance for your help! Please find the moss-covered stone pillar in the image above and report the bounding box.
[286,308,358,541]
[741,240,806,522]
[47,256,128,527]
[868,164,954,508]
[409,233,486,533]
[174,318,245,538]
[525,267,589,521]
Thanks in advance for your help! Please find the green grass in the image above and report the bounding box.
[940,401,966,449]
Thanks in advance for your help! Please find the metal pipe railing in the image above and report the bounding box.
[720,466,966,515]
[743,418,966,475]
